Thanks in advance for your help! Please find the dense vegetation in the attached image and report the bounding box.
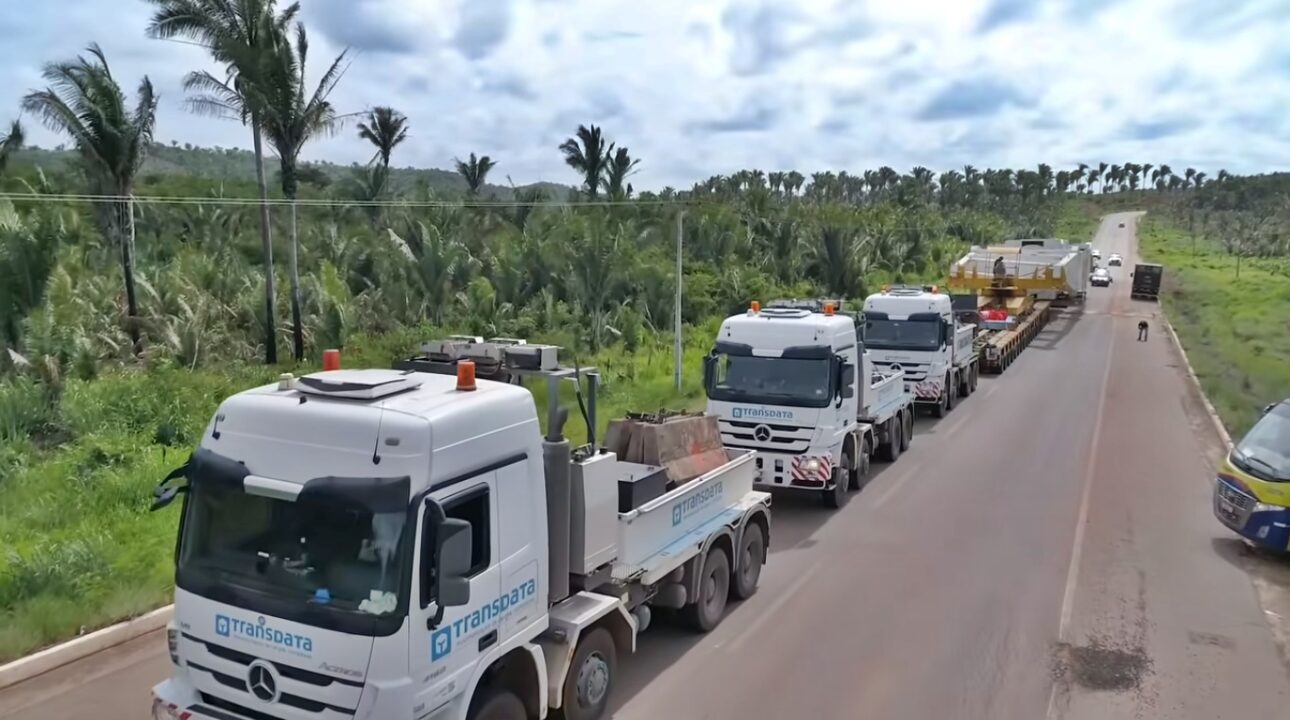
[1136,173,1290,436]
[0,0,1274,664]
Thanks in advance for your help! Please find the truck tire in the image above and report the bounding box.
[557,628,616,720]
[932,383,948,418]
[732,522,765,600]
[900,409,912,452]
[683,547,731,631]
[971,364,979,392]
[945,373,957,412]
[849,439,870,490]
[879,417,902,462]
[822,457,849,509]
[472,688,527,720]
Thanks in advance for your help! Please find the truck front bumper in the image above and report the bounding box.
[751,452,835,491]
[151,678,210,720]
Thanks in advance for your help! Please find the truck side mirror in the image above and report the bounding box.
[840,362,855,399]
[1264,403,1276,415]
[436,518,473,608]
[702,355,715,391]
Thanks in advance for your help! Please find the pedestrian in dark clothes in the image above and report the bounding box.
[1137,320,1149,341]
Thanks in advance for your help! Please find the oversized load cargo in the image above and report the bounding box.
[950,239,1092,306]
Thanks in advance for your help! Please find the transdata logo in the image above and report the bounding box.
[215,613,314,655]
[731,406,793,421]
[672,480,724,526]
[431,578,538,662]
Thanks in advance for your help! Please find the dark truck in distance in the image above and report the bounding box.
[1131,263,1163,300]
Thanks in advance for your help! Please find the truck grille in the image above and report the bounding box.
[873,362,928,382]
[719,420,812,453]
[182,634,360,718]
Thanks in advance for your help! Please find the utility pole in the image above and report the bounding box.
[674,210,684,391]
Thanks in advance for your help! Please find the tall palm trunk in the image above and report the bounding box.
[119,194,141,355]
[251,118,278,365]
[283,162,304,360]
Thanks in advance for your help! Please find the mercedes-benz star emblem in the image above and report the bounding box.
[247,660,280,703]
[889,363,902,374]
[753,424,772,442]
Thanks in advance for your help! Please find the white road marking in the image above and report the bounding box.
[726,559,825,652]
[1045,251,1121,720]
[872,462,923,509]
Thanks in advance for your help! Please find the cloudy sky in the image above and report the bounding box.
[1,0,1287,189]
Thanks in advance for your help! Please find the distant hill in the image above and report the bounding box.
[8,143,574,200]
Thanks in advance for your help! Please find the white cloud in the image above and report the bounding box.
[1,0,1288,189]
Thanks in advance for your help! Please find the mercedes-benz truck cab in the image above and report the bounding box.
[152,341,771,720]
[862,286,978,418]
[704,300,913,509]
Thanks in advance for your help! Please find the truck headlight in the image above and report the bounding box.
[151,698,186,720]
[1254,502,1286,514]
[801,458,822,474]
[167,628,180,665]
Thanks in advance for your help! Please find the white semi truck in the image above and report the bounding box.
[149,339,771,720]
[862,286,979,417]
[704,300,915,510]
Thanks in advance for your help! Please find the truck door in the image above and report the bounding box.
[411,474,501,716]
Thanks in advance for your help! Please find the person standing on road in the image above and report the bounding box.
[1138,320,1149,341]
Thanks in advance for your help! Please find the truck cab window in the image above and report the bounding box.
[446,488,490,576]
[420,486,491,607]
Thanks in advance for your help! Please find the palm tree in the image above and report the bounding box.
[454,152,496,197]
[22,44,157,355]
[0,120,24,174]
[559,124,612,199]
[1141,163,1153,189]
[357,105,408,168]
[785,170,805,196]
[601,147,640,199]
[1184,167,1197,188]
[1097,161,1108,192]
[1193,171,1207,188]
[257,22,350,360]
[146,0,298,365]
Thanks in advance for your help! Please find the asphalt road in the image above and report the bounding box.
[2,213,1287,719]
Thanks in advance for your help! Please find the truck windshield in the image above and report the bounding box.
[178,478,410,630]
[706,353,832,408]
[864,318,941,351]
[1232,405,1290,482]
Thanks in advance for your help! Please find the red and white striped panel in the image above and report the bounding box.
[914,380,942,400]
[790,455,833,484]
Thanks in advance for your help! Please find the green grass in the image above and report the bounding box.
[0,327,710,662]
[1138,214,1290,437]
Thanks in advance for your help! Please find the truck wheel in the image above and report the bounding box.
[945,374,957,412]
[822,459,849,509]
[849,441,870,490]
[732,522,765,600]
[900,409,912,452]
[558,628,616,720]
[473,688,527,720]
[932,386,948,418]
[684,547,731,632]
[971,365,979,392]
[880,417,902,462]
